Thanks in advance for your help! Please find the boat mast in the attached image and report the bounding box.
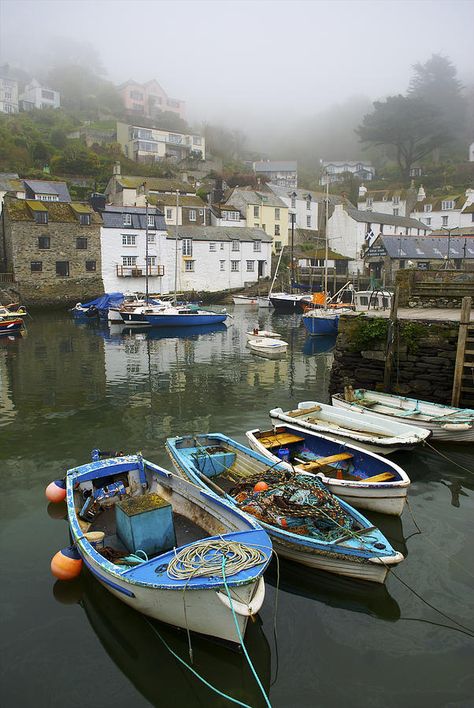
[289,194,296,294]
[324,174,329,300]
[269,245,285,297]
[174,190,179,303]
[145,192,149,303]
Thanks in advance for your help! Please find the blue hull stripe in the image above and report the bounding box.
[82,556,135,598]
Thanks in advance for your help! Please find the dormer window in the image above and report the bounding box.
[424,204,432,213]
[147,214,154,227]
[35,211,48,224]
[123,213,132,226]
[441,200,454,211]
[79,214,91,226]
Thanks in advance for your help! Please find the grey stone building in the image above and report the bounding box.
[1,197,103,306]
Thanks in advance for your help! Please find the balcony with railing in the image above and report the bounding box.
[116,265,165,278]
[0,272,15,283]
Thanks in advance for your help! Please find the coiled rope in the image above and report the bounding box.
[167,539,267,580]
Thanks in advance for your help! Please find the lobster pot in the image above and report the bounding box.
[116,493,176,556]
[195,449,236,478]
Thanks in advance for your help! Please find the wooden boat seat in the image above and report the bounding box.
[296,452,353,471]
[287,405,321,418]
[364,471,396,482]
[357,399,377,408]
[259,432,305,448]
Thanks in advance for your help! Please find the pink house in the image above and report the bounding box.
[118,79,186,120]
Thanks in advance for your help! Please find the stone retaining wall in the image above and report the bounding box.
[329,315,459,404]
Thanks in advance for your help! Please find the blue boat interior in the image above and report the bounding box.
[69,456,269,588]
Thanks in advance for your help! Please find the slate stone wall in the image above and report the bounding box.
[329,315,459,404]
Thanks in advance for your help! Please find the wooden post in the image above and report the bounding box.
[452,296,471,407]
[383,286,399,392]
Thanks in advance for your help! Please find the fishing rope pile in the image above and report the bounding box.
[167,539,267,580]
[231,470,355,540]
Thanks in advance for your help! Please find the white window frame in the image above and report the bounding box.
[393,209,399,216]
[122,234,136,246]
[231,260,240,272]
[147,214,154,227]
[220,243,225,250]
[306,215,311,227]
[146,255,157,265]
[442,215,449,226]
[185,260,195,272]
[182,238,192,256]
[275,208,280,220]
[122,255,137,266]
[166,208,173,220]
[424,204,432,213]
[189,209,197,222]
[253,241,261,252]
[441,200,454,211]
[246,260,255,272]
[147,233,155,243]
[123,213,132,226]
[209,242,216,251]
[253,206,259,218]
[274,225,280,236]
[231,240,240,251]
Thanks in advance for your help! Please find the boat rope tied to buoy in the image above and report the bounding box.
[166,539,267,581]
[45,479,66,503]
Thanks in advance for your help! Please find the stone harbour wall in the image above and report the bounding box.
[329,315,459,405]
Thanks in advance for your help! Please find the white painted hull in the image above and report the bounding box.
[257,297,272,308]
[246,431,409,516]
[246,330,282,340]
[83,553,264,644]
[233,296,258,305]
[249,337,288,356]
[332,393,474,443]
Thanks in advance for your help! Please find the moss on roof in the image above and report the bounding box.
[5,198,101,224]
[412,195,465,212]
[25,199,48,212]
[117,176,195,193]
[149,194,207,208]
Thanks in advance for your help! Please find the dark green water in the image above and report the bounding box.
[1,309,473,708]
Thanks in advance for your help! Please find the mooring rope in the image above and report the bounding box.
[167,539,267,581]
[423,439,473,475]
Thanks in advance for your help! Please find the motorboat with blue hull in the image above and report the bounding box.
[165,433,404,583]
[61,453,271,644]
[122,304,228,328]
[246,424,410,515]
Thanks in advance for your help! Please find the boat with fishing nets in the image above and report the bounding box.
[332,388,474,443]
[53,452,271,645]
[246,424,410,516]
[270,400,430,454]
[165,434,404,583]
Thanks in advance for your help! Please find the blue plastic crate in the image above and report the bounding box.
[116,493,176,556]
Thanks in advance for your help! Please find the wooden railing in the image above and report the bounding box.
[116,265,165,278]
[0,273,15,283]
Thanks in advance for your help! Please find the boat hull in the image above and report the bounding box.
[0,318,23,335]
[232,296,258,305]
[302,313,339,336]
[269,294,311,313]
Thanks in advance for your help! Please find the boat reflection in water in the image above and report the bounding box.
[55,571,272,707]
[302,334,337,356]
[109,322,229,341]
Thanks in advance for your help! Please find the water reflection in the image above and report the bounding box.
[71,571,272,708]
[302,334,337,356]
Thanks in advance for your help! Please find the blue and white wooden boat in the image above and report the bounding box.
[332,388,474,443]
[246,424,410,516]
[123,304,228,328]
[65,452,271,644]
[271,400,431,454]
[302,309,353,336]
[165,434,405,583]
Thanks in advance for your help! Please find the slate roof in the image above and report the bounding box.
[345,207,430,230]
[225,188,287,210]
[102,206,166,231]
[254,161,297,173]
[412,195,465,212]
[368,236,474,259]
[267,183,351,207]
[23,180,71,202]
[0,173,23,193]
[115,176,195,193]
[5,198,101,223]
[148,194,207,208]
[166,226,272,243]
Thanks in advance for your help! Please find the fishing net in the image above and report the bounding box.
[230,470,355,541]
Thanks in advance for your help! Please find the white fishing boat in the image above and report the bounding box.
[245,329,282,340]
[248,337,288,357]
[257,296,272,308]
[246,424,410,515]
[332,388,474,443]
[232,295,258,306]
[50,452,271,645]
[270,401,431,454]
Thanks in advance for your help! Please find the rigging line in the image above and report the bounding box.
[423,439,473,475]
[390,569,474,637]
[398,616,474,639]
[405,498,423,536]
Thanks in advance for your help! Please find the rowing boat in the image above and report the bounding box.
[165,434,404,583]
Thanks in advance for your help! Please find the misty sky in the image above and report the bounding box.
[1,0,473,127]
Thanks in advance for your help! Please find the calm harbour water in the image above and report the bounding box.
[1,308,473,708]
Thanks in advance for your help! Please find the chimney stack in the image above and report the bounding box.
[113,161,121,177]
[417,185,426,202]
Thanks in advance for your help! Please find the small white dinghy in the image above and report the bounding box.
[270,401,431,454]
[50,452,271,645]
[332,388,474,443]
[246,329,282,340]
[248,337,288,357]
[246,424,410,516]
[233,295,258,305]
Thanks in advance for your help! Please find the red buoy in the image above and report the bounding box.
[45,479,66,503]
[51,546,83,580]
[254,481,269,493]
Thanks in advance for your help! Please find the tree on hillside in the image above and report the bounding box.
[47,65,123,119]
[356,95,452,178]
[152,111,190,134]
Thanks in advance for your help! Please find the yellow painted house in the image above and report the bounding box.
[223,188,289,251]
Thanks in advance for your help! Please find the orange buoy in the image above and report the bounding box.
[51,546,83,580]
[45,479,66,503]
[253,481,269,493]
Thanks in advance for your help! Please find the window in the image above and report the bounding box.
[232,240,240,251]
[231,260,240,272]
[76,237,88,250]
[220,260,225,271]
[147,233,155,243]
[393,209,399,216]
[85,260,96,272]
[366,198,373,208]
[209,242,216,251]
[442,216,448,227]
[246,260,255,272]
[122,234,136,246]
[185,260,195,272]
[306,215,311,227]
[147,215,154,227]
[291,195,296,209]
[130,90,144,100]
[275,241,282,251]
[306,196,311,210]
[79,214,91,226]
[38,235,50,249]
[56,261,69,277]
[424,204,432,213]
[122,256,137,266]
[189,209,196,222]
[223,210,239,221]
[425,217,431,226]
[220,243,225,250]
[253,241,261,252]
[146,256,157,265]
[253,206,259,218]
[31,261,42,272]
[35,212,48,224]
[166,208,173,220]
[274,225,280,236]
[182,239,192,256]
[123,213,132,226]
[393,196,400,205]
[399,260,406,269]
[442,200,454,210]
[275,208,280,220]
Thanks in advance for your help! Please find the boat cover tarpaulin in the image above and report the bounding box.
[81,293,124,310]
